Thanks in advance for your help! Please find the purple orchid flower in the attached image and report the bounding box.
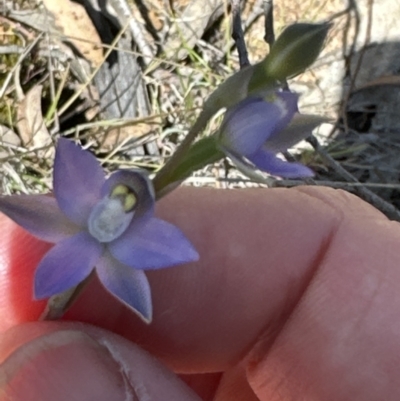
[218,91,314,178]
[0,139,198,323]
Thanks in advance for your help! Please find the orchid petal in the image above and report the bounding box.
[109,217,199,270]
[53,139,105,225]
[264,114,328,153]
[223,149,272,182]
[34,231,103,299]
[96,253,152,323]
[247,148,314,178]
[220,92,298,156]
[0,194,79,242]
[101,170,155,219]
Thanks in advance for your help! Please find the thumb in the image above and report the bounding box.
[0,322,201,401]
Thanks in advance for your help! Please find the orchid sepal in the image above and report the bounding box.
[0,194,79,243]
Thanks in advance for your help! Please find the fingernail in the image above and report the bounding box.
[1,330,135,401]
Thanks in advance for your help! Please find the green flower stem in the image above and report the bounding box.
[153,106,215,194]
[40,272,94,320]
[154,135,224,198]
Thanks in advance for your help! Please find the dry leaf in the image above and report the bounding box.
[16,85,52,154]
[0,125,21,159]
[41,0,103,67]
[98,122,160,153]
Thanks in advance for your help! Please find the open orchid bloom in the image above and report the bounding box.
[218,91,315,178]
[0,139,198,323]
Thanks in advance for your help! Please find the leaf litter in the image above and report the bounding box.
[1,0,400,219]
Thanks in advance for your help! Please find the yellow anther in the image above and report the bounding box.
[110,184,137,212]
[111,184,130,197]
[124,193,137,212]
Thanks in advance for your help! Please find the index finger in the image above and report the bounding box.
[0,186,391,370]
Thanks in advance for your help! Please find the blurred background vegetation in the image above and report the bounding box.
[2,0,400,219]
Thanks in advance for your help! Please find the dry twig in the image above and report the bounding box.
[263,0,275,47]
[231,0,250,68]
[306,135,400,221]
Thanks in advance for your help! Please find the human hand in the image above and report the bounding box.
[1,186,400,401]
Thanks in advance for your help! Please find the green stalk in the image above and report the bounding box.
[154,135,224,198]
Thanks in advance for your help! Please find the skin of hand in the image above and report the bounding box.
[1,186,400,401]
